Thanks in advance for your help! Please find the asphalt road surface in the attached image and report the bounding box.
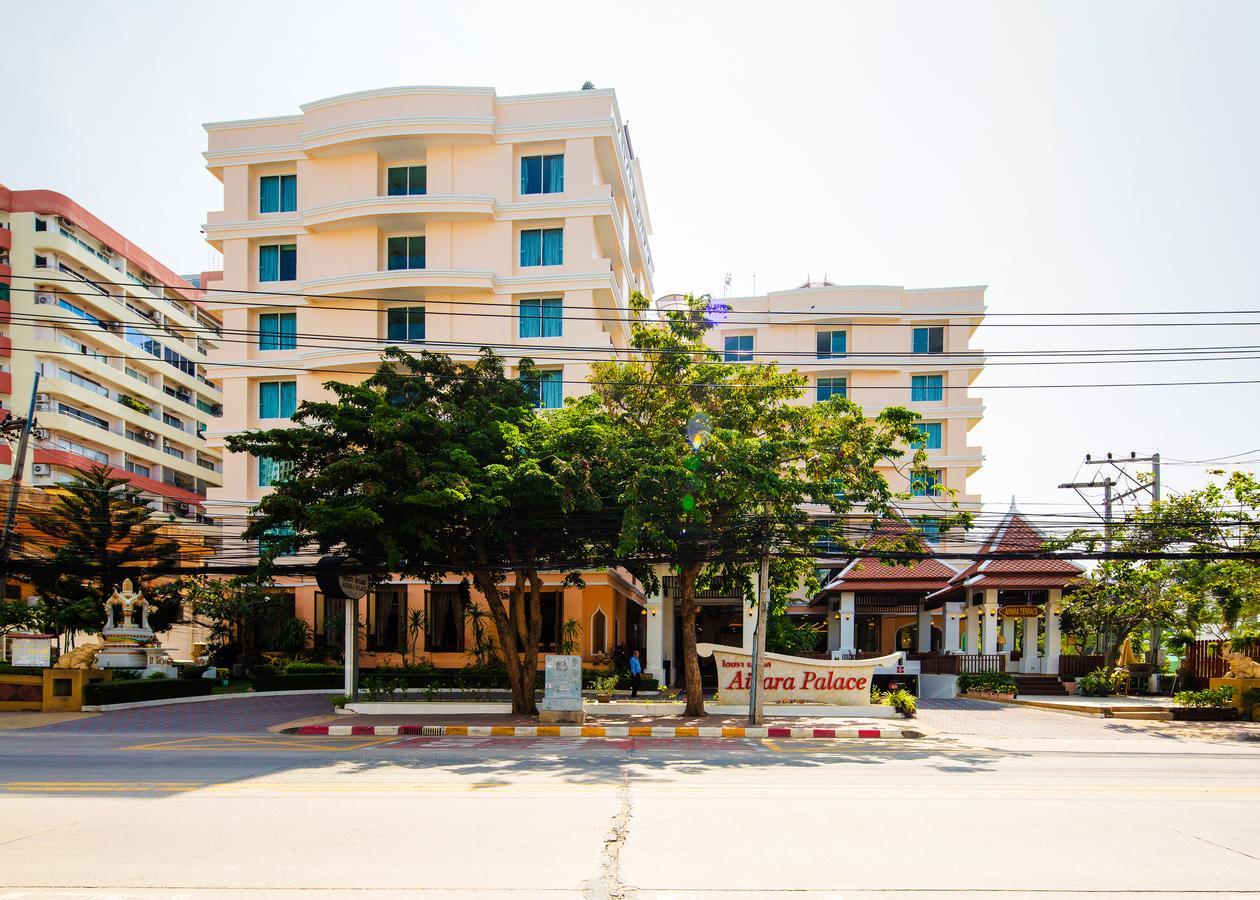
[0,705,1258,899]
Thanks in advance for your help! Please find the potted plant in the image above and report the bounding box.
[118,395,152,415]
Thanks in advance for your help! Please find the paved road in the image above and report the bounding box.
[0,699,1258,898]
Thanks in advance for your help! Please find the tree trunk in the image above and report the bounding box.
[473,569,535,715]
[679,562,706,717]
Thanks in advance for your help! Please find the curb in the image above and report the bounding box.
[293,724,919,739]
[82,689,339,713]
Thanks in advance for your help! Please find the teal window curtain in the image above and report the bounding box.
[278,244,297,281]
[408,166,427,195]
[541,229,563,266]
[258,245,279,282]
[387,237,407,270]
[387,167,408,196]
[541,298,562,337]
[911,375,944,402]
[407,236,425,269]
[913,327,944,354]
[258,313,280,350]
[911,470,942,497]
[519,299,541,338]
[280,381,296,417]
[919,518,941,544]
[521,156,543,194]
[520,229,542,266]
[278,312,297,349]
[539,371,562,409]
[259,381,297,418]
[817,377,847,401]
[259,456,277,487]
[543,155,564,192]
[259,176,280,213]
[724,335,753,362]
[913,422,943,450]
[280,174,297,211]
[816,331,846,359]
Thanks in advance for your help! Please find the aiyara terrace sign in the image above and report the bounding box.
[999,605,1043,618]
[697,644,901,706]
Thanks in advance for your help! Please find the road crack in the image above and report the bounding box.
[586,764,633,899]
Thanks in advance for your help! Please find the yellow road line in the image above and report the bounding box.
[124,736,395,752]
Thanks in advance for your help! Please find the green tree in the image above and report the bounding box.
[590,293,953,715]
[20,466,182,644]
[158,575,293,663]
[227,348,617,714]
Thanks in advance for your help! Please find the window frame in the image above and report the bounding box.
[258,243,297,283]
[521,369,563,409]
[386,306,426,343]
[519,228,564,267]
[425,587,465,653]
[816,376,848,402]
[386,235,426,271]
[912,326,945,354]
[816,330,848,359]
[723,334,754,362]
[386,165,427,197]
[259,174,297,214]
[913,421,943,450]
[518,297,563,339]
[910,469,944,497]
[910,374,945,403]
[258,380,297,419]
[258,312,297,351]
[520,153,565,195]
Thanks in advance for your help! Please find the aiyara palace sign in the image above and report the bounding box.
[697,644,901,706]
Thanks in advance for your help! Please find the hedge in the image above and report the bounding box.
[957,672,1017,695]
[85,678,214,706]
[250,668,661,694]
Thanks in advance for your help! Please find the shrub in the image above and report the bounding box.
[876,688,918,718]
[331,694,350,710]
[85,677,213,706]
[1174,686,1234,708]
[280,661,344,675]
[178,664,209,680]
[0,663,46,676]
[1076,667,1116,697]
[957,672,1016,695]
[589,674,620,694]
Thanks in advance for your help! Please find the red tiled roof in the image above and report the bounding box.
[822,521,957,594]
[948,508,1084,585]
[33,448,205,506]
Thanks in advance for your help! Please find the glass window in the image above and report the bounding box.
[386,306,425,342]
[519,298,562,338]
[258,456,292,487]
[522,370,562,409]
[387,165,427,196]
[918,517,942,544]
[34,218,47,232]
[723,334,753,362]
[258,312,297,351]
[817,377,847,401]
[520,228,563,266]
[259,524,296,556]
[816,330,847,359]
[259,381,297,419]
[520,154,564,194]
[367,589,406,653]
[910,374,944,402]
[913,326,944,354]
[387,236,425,270]
[425,588,465,652]
[910,469,943,497]
[259,175,297,213]
[913,422,943,450]
[259,244,296,282]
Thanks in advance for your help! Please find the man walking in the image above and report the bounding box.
[629,650,642,698]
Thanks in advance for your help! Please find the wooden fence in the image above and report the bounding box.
[1059,655,1105,681]
[1183,640,1260,687]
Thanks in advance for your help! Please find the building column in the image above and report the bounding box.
[916,602,932,652]
[826,599,841,653]
[1044,589,1063,675]
[1001,616,1017,653]
[964,605,979,654]
[1022,616,1040,673]
[839,593,856,655]
[644,577,665,684]
[943,602,962,653]
[343,596,359,700]
[982,589,999,656]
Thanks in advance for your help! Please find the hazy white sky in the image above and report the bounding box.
[3,0,1257,520]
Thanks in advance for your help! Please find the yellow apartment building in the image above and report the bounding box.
[200,86,655,667]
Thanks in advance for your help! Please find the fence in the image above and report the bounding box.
[1059,654,1105,681]
[956,654,1004,674]
[1183,640,1260,688]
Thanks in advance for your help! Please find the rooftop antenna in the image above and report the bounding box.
[723,272,732,298]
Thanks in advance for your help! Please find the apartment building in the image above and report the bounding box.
[0,186,224,520]
[201,85,654,665]
[683,282,985,534]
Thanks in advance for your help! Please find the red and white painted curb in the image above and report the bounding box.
[294,724,917,739]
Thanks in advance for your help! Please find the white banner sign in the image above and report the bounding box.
[697,643,901,706]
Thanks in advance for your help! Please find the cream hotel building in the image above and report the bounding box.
[201,86,985,678]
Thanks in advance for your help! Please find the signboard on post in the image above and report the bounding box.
[9,634,53,668]
[698,643,901,706]
[999,605,1043,619]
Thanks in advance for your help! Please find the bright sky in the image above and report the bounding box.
[3,0,1257,524]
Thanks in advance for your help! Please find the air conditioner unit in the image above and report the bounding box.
[35,294,53,305]
[32,464,51,476]
[142,430,156,440]
[35,393,50,405]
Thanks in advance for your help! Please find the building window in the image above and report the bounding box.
[259,381,297,419]
[917,517,942,544]
[816,377,847,402]
[519,298,562,338]
[723,334,753,362]
[911,374,944,402]
[913,422,943,450]
[386,306,426,343]
[910,469,943,497]
[386,236,425,270]
[425,588,465,652]
[387,165,427,196]
[591,607,608,655]
[57,298,102,327]
[913,326,944,354]
[259,174,297,213]
[521,154,564,194]
[259,524,296,556]
[522,370,562,409]
[258,456,292,487]
[520,228,563,267]
[258,312,297,351]
[163,346,195,377]
[366,589,407,653]
[34,218,47,232]
[816,330,847,359]
[259,244,297,282]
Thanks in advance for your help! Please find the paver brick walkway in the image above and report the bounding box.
[26,693,336,734]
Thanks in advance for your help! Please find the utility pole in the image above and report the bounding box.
[0,372,41,588]
[1058,474,1116,551]
[748,548,770,726]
